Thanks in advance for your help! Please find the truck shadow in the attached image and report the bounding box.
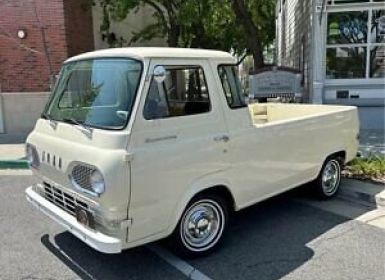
[188,189,356,280]
[40,234,183,280]
[41,188,376,280]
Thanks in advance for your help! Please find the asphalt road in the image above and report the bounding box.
[1,175,385,280]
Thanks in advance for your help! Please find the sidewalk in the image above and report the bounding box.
[0,144,28,169]
[0,144,25,160]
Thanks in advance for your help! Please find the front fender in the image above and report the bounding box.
[164,172,235,236]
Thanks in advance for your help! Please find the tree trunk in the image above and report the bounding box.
[163,2,180,48]
[230,0,265,71]
[167,19,180,47]
[190,22,205,48]
[167,29,179,47]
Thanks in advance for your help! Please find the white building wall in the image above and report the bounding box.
[0,92,50,143]
[276,0,314,101]
[276,0,385,130]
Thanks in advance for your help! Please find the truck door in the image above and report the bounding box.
[127,59,230,242]
[216,65,300,207]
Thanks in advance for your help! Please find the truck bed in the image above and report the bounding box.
[248,103,356,126]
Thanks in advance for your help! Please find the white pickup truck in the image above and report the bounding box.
[25,48,359,257]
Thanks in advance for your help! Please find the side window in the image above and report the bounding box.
[218,66,246,109]
[144,66,211,120]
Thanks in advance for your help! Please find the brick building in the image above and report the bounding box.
[0,0,164,141]
[0,0,94,92]
[0,0,94,141]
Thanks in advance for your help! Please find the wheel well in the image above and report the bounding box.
[327,151,346,164]
[192,185,236,212]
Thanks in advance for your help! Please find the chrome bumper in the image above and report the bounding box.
[25,185,122,254]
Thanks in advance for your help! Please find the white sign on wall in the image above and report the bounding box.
[249,67,302,99]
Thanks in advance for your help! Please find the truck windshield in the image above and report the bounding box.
[43,58,142,129]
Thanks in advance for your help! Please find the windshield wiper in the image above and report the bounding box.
[62,118,92,132]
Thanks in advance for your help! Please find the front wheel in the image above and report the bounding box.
[314,158,342,199]
[170,195,228,258]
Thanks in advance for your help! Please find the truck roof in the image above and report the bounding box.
[65,47,237,64]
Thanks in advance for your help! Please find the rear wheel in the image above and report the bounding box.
[314,157,342,199]
[170,194,228,258]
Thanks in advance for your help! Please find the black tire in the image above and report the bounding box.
[313,157,342,199]
[169,194,228,258]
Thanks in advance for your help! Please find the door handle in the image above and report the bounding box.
[214,135,230,143]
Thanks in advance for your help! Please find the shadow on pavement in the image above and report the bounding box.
[41,188,374,280]
[188,189,368,280]
[41,234,184,280]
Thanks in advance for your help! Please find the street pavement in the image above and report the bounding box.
[1,175,385,280]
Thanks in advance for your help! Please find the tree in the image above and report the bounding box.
[230,0,275,70]
[98,0,183,47]
[96,0,276,69]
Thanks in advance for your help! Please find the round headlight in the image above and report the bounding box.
[90,169,105,195]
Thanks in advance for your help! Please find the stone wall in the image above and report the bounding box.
[0,92,50,143]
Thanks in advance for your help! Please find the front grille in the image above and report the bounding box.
[71,165,95,191]
[42,182,89,216]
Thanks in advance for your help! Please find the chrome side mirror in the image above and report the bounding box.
[153,66,166,83]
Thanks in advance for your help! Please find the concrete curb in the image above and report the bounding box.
[338,178,385,209]
[0,159,29,169]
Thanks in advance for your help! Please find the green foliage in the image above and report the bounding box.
[246,0,276,50]
[347,156,385,178]
[349,155,385,175]
[179,0,242,50]
[95,0,276,62]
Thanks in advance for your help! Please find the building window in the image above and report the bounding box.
[327,47,367,78]
[326,7,385,79]
[370,9,385,77]
[327,11,368,45]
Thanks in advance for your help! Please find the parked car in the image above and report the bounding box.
[25,48,359,257]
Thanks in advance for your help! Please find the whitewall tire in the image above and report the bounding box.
[314,158,342,199]
[170,194,228,258]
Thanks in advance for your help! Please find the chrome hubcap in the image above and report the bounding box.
[181,200,224,251]
[322,160,340,195]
